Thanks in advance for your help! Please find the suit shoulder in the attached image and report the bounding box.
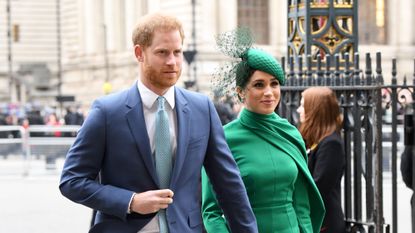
[176,87,209,102]
[89,89,130,117]
[320,132,343,146]
[317,132,345,158]
[175,87,213,113]
[95,88,129,106]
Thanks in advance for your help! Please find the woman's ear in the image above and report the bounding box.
[236,87,244,102]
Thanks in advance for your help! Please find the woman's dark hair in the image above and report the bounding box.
[235,61,255,90]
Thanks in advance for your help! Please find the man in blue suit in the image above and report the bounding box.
[59,12,258,233]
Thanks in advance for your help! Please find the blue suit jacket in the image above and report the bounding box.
[59,84,257,233]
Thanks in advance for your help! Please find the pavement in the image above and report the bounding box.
[382,175,412,233]
[0,157,91,233]
[0,156,413,233]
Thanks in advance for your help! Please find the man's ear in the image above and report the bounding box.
[134,45,144,62]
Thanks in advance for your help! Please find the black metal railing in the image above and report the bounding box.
[278,52,415,233]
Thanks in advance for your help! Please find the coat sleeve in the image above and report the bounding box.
[59,100,134,220]
[311,139,345,198]
[401,146,413,189]
[201,167,231,233]
[202,99,258,233]
[292,171,313,233]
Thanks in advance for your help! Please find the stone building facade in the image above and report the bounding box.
[0,0,414,110]
[0,0,60,105]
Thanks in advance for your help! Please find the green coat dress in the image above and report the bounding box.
[202,108,325,233]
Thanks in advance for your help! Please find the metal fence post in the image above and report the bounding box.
[412,59,415,233]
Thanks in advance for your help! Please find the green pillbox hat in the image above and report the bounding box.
[211,27,286,98]
[244,48,285,85]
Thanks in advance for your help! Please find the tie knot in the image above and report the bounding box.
[157,96,166,111]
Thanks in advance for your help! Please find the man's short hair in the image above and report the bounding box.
[132,12,185,48]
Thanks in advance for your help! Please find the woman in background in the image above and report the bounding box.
[297,87,346,233]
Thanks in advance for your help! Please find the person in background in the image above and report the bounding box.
[0,111,8,138]
[27,109,44,125]
[401,112,414,207]
[46,113,61,137]
[401,146,414,200]
[59,12,257,233]
[75,106,85,125]
[64,107,78,125]
[64,106,84,137]
[202,28,325,233]
[64,106,84,126]
[297,86,346,233]
[212,90,237,125]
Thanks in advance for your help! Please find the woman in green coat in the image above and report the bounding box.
[201,28,325,233]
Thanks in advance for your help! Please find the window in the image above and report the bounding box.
[237,0,270,44]
[359,0,387,44]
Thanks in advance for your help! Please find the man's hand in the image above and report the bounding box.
[130,189,174,214]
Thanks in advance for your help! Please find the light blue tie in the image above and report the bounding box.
[155,96,172,233]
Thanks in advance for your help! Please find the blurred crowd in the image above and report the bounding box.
[0,103,85,138]
[0,103,85,159]
[212,91,242,126]
[0,103,84,126]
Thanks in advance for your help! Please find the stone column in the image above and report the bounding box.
[217,0,237,33]
[393,0,415,77]
[125,0,138,48]
[270,0,287,54]
[83,0,103,54]
[103,0,125,52]
[19,83,26,105]
[199,0,218,48]
[147,0,160,13]
[397,0,414,46]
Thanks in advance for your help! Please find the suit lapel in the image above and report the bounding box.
[170,88,190,189]
[125,84,159,186]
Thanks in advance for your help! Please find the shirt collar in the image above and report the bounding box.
[137,79,175,110]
